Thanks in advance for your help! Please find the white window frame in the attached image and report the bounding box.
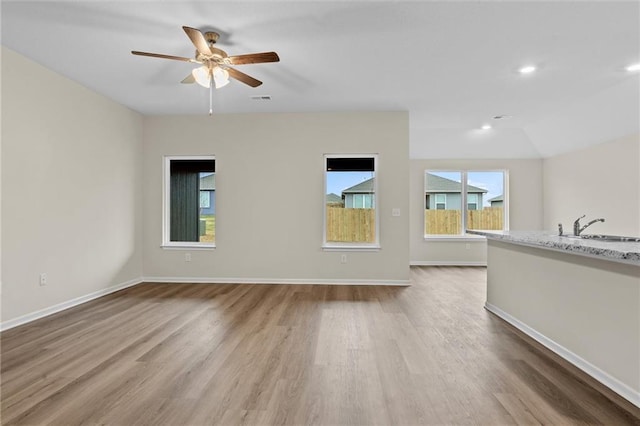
[323,153,380,251]
[434,193,447,210]
[162,155,216,249]
[424,169,509,240]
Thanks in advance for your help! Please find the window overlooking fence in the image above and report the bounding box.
[425,170,507,237]
[163,156,216,248]
[324,155,379,249]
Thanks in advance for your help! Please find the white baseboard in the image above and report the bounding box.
[0,277,143,332]
[410,261,486,266]
[142,276,410,286]
[485,302,640,408]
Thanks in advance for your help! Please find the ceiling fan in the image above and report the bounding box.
[132,26,279,90]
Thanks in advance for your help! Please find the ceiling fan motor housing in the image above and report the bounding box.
[204,31,220,44]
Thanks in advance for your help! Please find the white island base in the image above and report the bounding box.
[484,238,640,409]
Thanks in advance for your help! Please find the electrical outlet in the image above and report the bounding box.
[185,253,192,262]
[340,254,347,264]
[39,273,47,286]
[465,243,471,250]
[392,208,401,217]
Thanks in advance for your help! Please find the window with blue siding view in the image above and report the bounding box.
[425,170,506,236]
[325,156,376,243]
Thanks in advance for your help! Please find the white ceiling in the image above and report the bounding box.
[2,1,639,158]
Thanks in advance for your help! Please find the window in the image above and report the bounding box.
[163,156,216,248]
[425,170,507,237]
[199,191,210,208]
[425,172,461,235]
[467,193,478,210]
[350,193,374,208]
[324,155,379,248]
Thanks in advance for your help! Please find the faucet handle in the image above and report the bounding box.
[575,214,586,223]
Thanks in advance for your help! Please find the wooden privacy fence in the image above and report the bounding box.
[425,208,503,234]
[326,207,375,242]
[468,208,503,230]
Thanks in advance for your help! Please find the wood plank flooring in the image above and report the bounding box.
[2,266,639,425]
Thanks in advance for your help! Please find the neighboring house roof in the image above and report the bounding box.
[326,193,343,204]
[425,173,487,194]
[200,173,215,191]
[487,194,503,203]
[342,178,374,194]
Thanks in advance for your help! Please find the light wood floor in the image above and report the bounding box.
[2,266,639,425]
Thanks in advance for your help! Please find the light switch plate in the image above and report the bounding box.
[392,208,401,217]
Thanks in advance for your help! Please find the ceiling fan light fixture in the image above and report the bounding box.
[213,67,230,88]
[192,66,212,88]
[192,66,230,88]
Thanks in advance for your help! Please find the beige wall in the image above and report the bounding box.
[1,47,144,324]
[142,112,410,283]
[543,134,640,236]
[410,159,544,264]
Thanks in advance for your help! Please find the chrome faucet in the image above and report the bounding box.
[573,215,605,236]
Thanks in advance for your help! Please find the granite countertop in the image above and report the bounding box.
[466,230,640,266]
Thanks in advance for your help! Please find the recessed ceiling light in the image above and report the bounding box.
[626,62,640,72]
[519,65,537,74]
[481,124,492,130]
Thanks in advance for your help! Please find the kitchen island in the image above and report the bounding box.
[468,230,640,408]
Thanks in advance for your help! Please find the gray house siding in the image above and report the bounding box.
[342,178,375,209]
[425,173,486,210]
[488,194,504,207]
[425,193,484,210]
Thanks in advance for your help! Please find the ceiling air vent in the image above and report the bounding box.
[250,95,272,101]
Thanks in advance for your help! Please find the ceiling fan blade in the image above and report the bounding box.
[226,67,262,87]
[183,26,212,56]
[181,73,196,84]
[131,51,198,63]
[226,52,280,65]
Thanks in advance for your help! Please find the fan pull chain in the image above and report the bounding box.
[209,73,214,115]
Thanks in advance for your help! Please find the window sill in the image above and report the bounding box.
[322,244,381,252]
[423,234,487,242]
[161,244,216,250]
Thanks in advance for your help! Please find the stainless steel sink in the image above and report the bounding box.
[580,234,640,242]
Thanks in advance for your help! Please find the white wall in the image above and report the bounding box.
[410,159,544,265]
[543,133,640,236]
[142,112,410,284]
[1,47,144,325]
